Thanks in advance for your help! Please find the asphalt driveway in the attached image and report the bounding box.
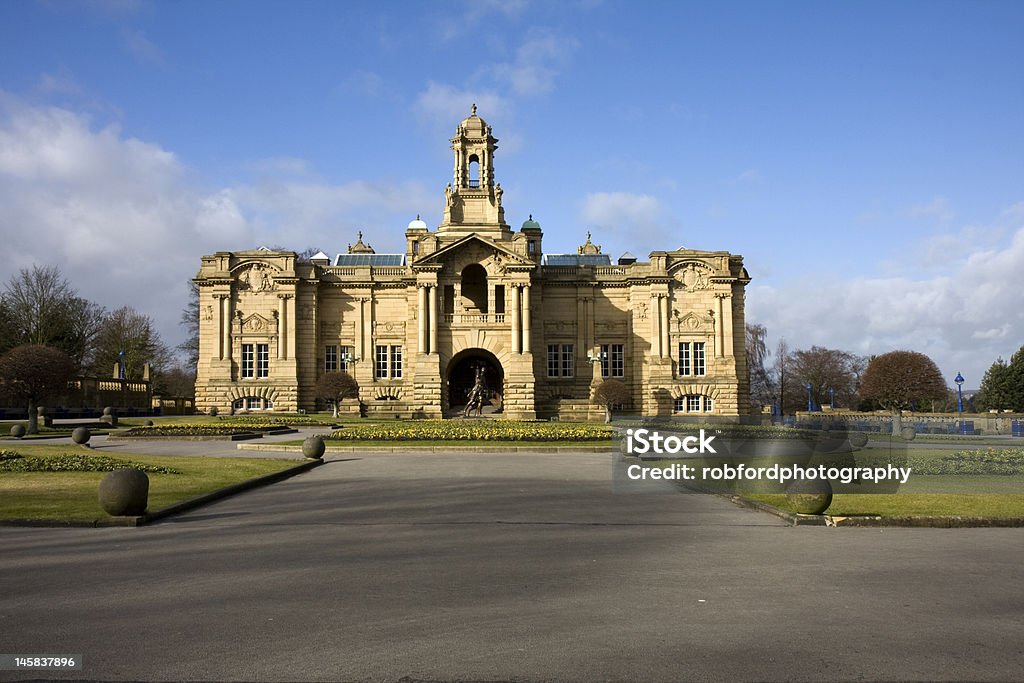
[1,451,1022,682]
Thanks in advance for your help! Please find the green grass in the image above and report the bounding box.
[747,491,1024,517]
[278,438,612,449]
[0,444,298,522]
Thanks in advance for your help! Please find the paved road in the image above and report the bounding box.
[2,451,1023,682]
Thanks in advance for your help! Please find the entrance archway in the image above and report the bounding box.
[447,348,503,416]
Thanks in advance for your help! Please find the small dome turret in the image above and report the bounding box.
[406,214,428,232]
[520,214,541,231]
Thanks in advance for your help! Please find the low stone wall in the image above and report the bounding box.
[792,410,1024,436]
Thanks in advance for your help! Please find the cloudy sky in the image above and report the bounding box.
[1,0,1022,386]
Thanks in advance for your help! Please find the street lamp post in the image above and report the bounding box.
[954,372,965,431]
[805,383,813,412]
[828,386,835,410]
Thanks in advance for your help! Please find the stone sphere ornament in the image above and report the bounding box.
[10,424,26,438]
[785,477,833,515]
[900,426,917,441]
[72,427,91,445]
[145,419,154,426]
[302,435,326,459]
[849,432,869,448]
[103,406,114,417]
[98,469,149,516]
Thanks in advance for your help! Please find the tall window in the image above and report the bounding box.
[325,345,338,372]
[375,345,403,379]
[547,344,574,377]
[678,342,706,377]
[561,344,574,377]
[242,343,269,379]
[601,343,624,378]
[391,345,402,379]
[242,344,254,378]
[339,345,352,372]
[693,342,705,376]
[256,344,269,378]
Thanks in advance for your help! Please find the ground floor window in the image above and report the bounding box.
[674,395,713,413]
[233,396,273,411]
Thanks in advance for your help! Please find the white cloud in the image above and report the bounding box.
[413,82,509,128]
[580,191,674,256]
[746,211,1024,387]
[0,97,449,356]
[120,28,165,65]
[908,195,953,222]
[490,28,580,97]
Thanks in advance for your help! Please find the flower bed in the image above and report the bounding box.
[120,425,266,437]
[0,450,179,474]
[328,420,615,442]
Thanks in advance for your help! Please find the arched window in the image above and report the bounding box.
[461,264,488,313]
[468,155,480,188]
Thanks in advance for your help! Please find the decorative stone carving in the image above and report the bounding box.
[237,263,277,293]
[672,262,713,291]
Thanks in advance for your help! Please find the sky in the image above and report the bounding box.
[1,0,1022,388]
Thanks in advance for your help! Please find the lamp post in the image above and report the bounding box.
[805,383,813,412]
[954,372,965,427]
[828,386,835,410]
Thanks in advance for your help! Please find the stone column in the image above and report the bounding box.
[429,285,438,354]
[715,294,725,358]
[721,292,734,358]
[221,295,232,361]
[418,286,427,353]
[355,295,364,361]
[278,296,287,360]
[511,284,521,354]
[522,285,531,353]
[651,293,661,358]
[663,294,671,360]
[286,295,296,360]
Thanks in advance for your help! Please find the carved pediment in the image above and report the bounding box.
[238,313,275,334]
[414,234,534,275]
[669,261,714,291]
[232,262,281,293]
[672,310,715,334]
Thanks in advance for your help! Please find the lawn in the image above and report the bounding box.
[648,445,1024,517]
[0,444,298,522]
[747,491,1024,517]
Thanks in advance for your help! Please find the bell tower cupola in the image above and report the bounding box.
[438,104,511,238]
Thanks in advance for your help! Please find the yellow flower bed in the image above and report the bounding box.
[329,420,615,442]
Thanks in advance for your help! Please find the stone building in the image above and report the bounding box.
[193,107,751,419]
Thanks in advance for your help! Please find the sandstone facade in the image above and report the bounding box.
[194,108,751,419]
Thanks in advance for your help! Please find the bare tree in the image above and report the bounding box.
[315,372,360,417]
[745,323,774,412]
[2,265,105,369]
[592,378,631,423]
[89,306,172,379]
[0,345,76,434]
[774,338,789,416]
[859,350,947,434]
[178,281,200,370]
[785,346,866,413]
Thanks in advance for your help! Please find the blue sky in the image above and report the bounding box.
[1,0,1022,387]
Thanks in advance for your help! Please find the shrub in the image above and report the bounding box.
[0,450,179,473]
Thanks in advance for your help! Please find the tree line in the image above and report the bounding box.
[0,264,194,403]
[746,323,1024,417]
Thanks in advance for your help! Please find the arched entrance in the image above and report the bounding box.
[447,348,503,417]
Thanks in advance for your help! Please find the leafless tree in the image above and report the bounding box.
[592,378,631,423]
[315,372,360,417]
[0,345,76,433]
